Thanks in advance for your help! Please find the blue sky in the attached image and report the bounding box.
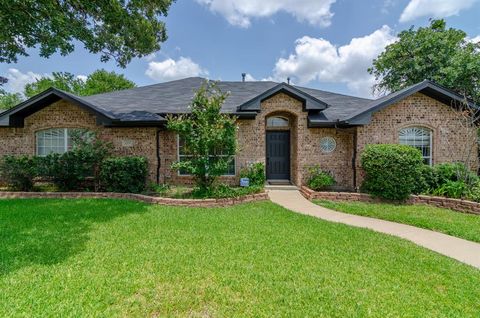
[2,0,480,98]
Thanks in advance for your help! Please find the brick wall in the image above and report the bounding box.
[0,101,159,182]
[355,93,479,187]
[0,92,477,189]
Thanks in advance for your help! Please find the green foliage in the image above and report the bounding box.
[361,144,423,201]
[39,132,112,191]
[0,155,39,191]
[1,0,174,67]
[434,162,478,187]
[167,81,237,190]
[412,164,438,194]
[0,91,22,110]
[100,157,148,193]
[190,184,263,199]
[24,70,136,98]
[369,19,480,100]
[24,72,84,98]
[239,162,266,187]
[432,181,468,199]
[81,70,136,96]
[306,165,335,191]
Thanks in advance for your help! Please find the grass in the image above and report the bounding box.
[1,199,480,317]
[315,200,480,243]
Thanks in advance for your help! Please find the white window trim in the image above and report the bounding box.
[36,128,70,156]
[399,126,433,166]
[176,135,236,177]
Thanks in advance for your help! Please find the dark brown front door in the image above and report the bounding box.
[266,131,290,180]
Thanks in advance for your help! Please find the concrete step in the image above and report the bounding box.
[265,184,299,191]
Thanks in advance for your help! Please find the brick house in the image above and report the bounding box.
[0,77,477,190]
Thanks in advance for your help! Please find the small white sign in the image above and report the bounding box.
[240,178,250,187]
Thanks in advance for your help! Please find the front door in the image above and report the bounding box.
[266,131,290,180]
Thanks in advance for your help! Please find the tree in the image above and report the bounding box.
[24,72,85,98]
[81,70,136,96]
[0,92,23,110]
[24,70,136,98]
[0,0,174,67]
[167,82,237,190]
[369,19,480,100]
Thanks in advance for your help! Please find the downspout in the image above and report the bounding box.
[156,129,161,184]
[352,128,358,191]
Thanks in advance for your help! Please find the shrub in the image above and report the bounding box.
[100,157,148,193]
[306,165,335,191]
[191,184,263,199]
[434,162,478,186]
[38,132,112,191]
[466,183,480,202]
[239,162,265,187]
[361,144,423,201]
[0,155,39,191]
[412,164,438,194]
[432,180,468,199]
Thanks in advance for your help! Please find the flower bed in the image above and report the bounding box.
[300,186,480,215]
[0,191,268,207]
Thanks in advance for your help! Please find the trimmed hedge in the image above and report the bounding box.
[0,155,39,191]
[361,144,423,201]
[100,157,148,193]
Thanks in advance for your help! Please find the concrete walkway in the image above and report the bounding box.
[269,190,480,269]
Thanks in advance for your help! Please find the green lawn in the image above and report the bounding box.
[1,199,480,317]
[315,200,480,243]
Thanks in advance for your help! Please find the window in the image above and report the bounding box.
[266,116,289,128]
[399,127,432,165]
[319,137,336,153]
[178,136,235,176]
[36,128,90,156]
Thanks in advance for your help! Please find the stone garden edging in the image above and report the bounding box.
[0,191,268,207]
[300,186,480,215]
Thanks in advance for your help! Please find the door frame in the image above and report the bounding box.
[265,130,291,180]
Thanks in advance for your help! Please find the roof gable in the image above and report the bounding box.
[237,83,329,112]
[345,80,477,125]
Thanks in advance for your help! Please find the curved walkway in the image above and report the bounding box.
[269,190,480,269]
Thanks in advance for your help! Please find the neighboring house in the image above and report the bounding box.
[0,77,477,190]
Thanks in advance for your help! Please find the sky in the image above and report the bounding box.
[2,0,480,98]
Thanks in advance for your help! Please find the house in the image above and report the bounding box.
[0,77,477,190]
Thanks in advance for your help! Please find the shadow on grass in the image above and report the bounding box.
[0,199,149,275]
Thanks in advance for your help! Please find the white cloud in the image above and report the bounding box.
[467,35,480,43]
[4,68,43,94]
[76,75,88,82]
[145,57,209,82]
[244,73,256,81]
[272,26,397,97]
[144,53,157,62]
[399,0,477,23]
[195,0,336,28]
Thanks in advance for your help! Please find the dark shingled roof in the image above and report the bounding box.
[1,77,472,128]
[81,77,372,119]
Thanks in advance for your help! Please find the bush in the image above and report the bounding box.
[434,162,478,186]
[306,165,335,191]
[191,184,263,199]
[0,155,39,191]
[412,164,438,194]
[432,180,468,199]
[38,132,112,191]
[361,144,423,201]
[239,162,265,187]
[100,157,148,193]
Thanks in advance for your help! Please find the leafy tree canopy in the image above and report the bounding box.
[369,19,480,100]
[0,0,175,67]
[167,82,237,190]
[0,69,135,110]
[24,70,136,98]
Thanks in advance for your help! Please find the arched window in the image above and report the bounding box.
[266,116,289,128]
[399,127,432,165]
[36,128,90,156]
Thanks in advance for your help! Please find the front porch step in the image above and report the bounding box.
[265,184,299,191]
